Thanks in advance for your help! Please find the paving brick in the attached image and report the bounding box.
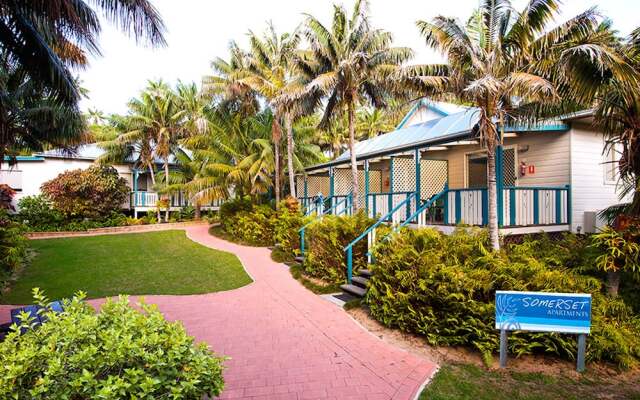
[0,225,438,400]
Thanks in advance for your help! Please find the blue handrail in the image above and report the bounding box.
[299,193,353,257]
[363,188,448,260]
[343,192,417,283]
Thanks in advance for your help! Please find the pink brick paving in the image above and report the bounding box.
[1,225,437,399]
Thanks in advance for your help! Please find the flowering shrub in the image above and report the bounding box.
[0,183,16,211]
[41,165,129,219]
[0,290,226,399]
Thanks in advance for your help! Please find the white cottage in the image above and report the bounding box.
[298,100,624,235]
[0,144,222,216]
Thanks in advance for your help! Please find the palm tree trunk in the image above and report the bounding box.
[194,203,201,220]
[606,270,621,297]
[486,139,500,251]
[164,161,170,222]
[348,101,360,210]
[285,112,296,199]
[148,163,161,222]
[273,121,281,209]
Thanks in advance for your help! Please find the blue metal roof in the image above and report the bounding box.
[334,108,480,163]
[35,143,184,165]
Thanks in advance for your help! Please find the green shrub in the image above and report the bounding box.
[17,195,64,229]
[0,211,27,286]
[219,197,253,221]
[41,165,129,219]
[367,227,640,368]
[221,205,275,246]
[0,290,226,399]
[303,212,375,284]
[273,206,309,258]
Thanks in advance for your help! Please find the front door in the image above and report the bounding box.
[467,154,488,188]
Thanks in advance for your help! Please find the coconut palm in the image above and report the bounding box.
[595,26,640,218]
[0,63,86,163]
[301,0,413,210]
[0,0,165,106]
[356,108,395,140]
[202,43,258,117]
[243,23,311,202]
[184,109,277,203]
[410,0,632,250]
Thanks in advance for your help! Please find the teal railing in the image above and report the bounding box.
[343,192,418,283]
[299,193,353,257]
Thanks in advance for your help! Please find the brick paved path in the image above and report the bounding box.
[1,225,437,399]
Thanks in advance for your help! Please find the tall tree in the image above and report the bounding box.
[594,26,640,218]
[302,0,412,210]
[411,0,630,250]
[0,0,165,159]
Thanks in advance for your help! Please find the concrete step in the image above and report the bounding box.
[352,276,370,288]
[359,269,373,278]
[294,256,304,264]
[340,284,367,298]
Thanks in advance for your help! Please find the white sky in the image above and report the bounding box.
[78,0,639,115]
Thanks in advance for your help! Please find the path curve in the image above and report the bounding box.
[2,226,437,399]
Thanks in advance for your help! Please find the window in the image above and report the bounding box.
[0,169,22,190]
[604,143,621,184]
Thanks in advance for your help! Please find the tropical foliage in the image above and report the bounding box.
[367,227,640,368]
[0,290,225,399]
[0,0,165,161]
[0,210,27,286]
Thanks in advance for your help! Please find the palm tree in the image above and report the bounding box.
[594,26,640,218]
[243,23,308,201]
[184,109,277,204]
[410,1,630,250]
[87,108,106,125]
[202,42,258,117]
[0,0,165,106]
[0,62,86,163]
[302,0,413,210]
[356,108,395,140]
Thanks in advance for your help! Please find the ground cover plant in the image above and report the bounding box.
[0,290,225,399]
[419,363,639,400]
[367,227,640,368]
[1,230,251,304]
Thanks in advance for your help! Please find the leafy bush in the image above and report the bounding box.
[0,290,226,399]
[367,227,640,368]
[41,165,129,219]
[222,204,275,246]
[273,206,308,257]
[219,197,253,221]
[16,195,64,229]
[303,212,374,284]
[0,210,27,285]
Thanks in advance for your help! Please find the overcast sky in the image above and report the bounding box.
[78,0,639,115]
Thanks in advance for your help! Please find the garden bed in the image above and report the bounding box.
[26,220,209,239]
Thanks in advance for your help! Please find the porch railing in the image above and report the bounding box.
[131,191,158,207]
[131,191,224,208]
[299,194,353,257]
[367,191,416,223]
[502,185,570,226]
[444,185,570,227]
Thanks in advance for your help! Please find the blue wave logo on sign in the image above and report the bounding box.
[495,291,591,334]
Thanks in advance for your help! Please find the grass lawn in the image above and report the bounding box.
[1,230,252,304]
[420,363,640,400]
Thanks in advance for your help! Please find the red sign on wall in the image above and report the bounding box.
[528,165,535,174]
